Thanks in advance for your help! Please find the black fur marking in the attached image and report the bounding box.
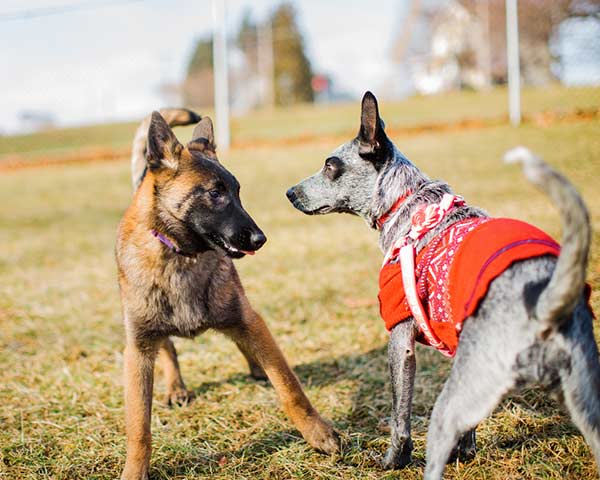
[188,137,215,153]
[523,275,551,319]
[191,117,215,147]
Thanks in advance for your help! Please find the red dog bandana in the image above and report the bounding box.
[378,207,563,357]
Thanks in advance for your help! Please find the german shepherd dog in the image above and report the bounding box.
[117,109,339,480]
[286,92,600,478]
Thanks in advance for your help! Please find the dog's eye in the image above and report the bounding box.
[209,190,221,199]
[323,156,343,180]
[324,161,336,175]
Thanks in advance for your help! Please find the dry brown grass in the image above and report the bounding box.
[0,101,599,479]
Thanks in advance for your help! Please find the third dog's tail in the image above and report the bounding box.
[131,108,201,190]
[504,146,591,328]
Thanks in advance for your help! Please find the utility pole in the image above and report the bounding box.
[212,0,230,150]
[506,0,521,126]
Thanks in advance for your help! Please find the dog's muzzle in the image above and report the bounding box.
[286,188,297,203]
[286,187,308,213]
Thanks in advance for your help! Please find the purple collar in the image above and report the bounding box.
[151,230,193,257]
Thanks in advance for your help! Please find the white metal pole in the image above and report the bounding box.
[212,0,230,150]
[506,0,521,126]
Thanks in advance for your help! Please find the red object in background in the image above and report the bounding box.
[311,74,329,93]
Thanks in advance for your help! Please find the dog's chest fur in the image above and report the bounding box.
[118,243,243,342]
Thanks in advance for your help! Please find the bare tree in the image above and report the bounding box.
[461,0,600,85]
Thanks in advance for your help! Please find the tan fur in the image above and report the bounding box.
[117,115,338,480]
[158,338,194,405]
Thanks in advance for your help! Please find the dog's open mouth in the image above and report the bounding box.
[208,234,256,259]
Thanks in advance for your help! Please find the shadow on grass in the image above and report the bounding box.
[155,428,305,478]
[190,371,270,397]
[188,346,389,397]
[174,344,582,477]
[189,345,392,434]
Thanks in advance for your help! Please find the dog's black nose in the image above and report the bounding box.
[286,188,297,203]
[250,231,267,250]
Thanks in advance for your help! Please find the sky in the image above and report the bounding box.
[1,0,598,134]
[0,0,404,133]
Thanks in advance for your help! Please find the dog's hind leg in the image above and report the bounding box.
[158,337,195,406]
[424,326,516,480]
[230,336,268,380]
[559,306,600,472]
[223,306,339,454]
[121,338,158,480]
[381,319,417,469]
[424,367,510,479]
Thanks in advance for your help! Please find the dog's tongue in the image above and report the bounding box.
[241,250,255,256]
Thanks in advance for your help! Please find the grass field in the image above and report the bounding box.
[1,84,599,161]
[1,87,600,479]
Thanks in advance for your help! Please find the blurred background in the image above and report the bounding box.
[2,2,600,479]
[1,0,599,136]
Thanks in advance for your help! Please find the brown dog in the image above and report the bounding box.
[116,109,339,480]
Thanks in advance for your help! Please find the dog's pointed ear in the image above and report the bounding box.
[359,91,380,145]
[187,116,217,157]
[358,91,390,168]
[190,117,215,147]
[146,111,183,171]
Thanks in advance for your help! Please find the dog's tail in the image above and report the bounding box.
[504,146,591,328]
[131,108,202,190]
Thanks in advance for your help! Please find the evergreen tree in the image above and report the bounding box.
[188,37,213,73]
[237,8,258,74]
[271,3,314,105]
[183,36,214,107]
[182,2,315,108]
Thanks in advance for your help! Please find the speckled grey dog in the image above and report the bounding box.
[286,92,600,478]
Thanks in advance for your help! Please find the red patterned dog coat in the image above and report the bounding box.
[378,195,563,357]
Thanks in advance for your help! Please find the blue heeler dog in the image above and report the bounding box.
[286,91,600,478]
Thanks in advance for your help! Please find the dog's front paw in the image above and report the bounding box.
[304,417,340,455]
[166,386,195,407]
[120,464,149,480]
[121,472,148,480]
[380,438,413,469]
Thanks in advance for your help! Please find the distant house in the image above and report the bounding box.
[18,110,56,133]
[388,0,490,96]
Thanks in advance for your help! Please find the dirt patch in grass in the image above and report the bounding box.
[0,146,130,172]
[0,107,597,173]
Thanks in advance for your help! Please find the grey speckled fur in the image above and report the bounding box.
[287,92,600,479]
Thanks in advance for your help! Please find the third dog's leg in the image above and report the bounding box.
[158,337,194,406]
[224,307,339,454]
[382,320,417,469]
